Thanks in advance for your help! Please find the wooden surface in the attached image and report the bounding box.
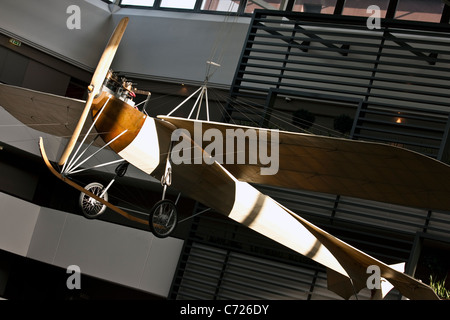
[92,92,146,154]
[0,83,87,138]
[160,116,450,212]
[154,118,439,299]
[58,17,129,165]
[286,203,439,299]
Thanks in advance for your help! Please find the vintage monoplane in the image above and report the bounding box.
[1,17,449,300]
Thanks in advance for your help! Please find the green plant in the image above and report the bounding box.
[430,275,450,299]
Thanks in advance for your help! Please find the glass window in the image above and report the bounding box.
[395,0,444,23]
[342,0,389,18]
[121,0,155,6]
[160,0,197,9]
[244,0,286,14]
[292,0,336,14]
[201,0,240,12]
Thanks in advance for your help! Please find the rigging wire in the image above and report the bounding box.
[205,87,351,138]
[204,0,239,82]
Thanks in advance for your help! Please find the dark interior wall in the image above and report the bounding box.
[0,45,70,96]
[0,31,93,100]
[0,45,29,86]
[0,161,39,202]
[21,59,70,95]
[0,248,163,300]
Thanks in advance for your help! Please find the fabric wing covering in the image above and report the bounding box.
[161,116,450,213]
[0,84,92,141]
[0,84,440,299]
[160,116,442,300]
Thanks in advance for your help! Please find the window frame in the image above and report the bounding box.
[98,0,450,24]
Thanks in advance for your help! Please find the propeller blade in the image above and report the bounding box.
[58,17,129,166]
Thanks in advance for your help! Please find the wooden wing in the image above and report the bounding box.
[160,116,450,212]
[153,117,439,299]
[0,83,89,139]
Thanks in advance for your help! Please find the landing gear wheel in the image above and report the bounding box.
[149,199,178,238]
[79,182,108,219]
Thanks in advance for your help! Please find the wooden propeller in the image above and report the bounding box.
[58,17,129,166]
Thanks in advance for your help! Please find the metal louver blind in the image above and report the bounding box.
[174,242,340,300]
[173,241,399,300]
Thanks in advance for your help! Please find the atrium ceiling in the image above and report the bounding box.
[1,0,449,87]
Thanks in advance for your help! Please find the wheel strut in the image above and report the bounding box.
[148,152,178,238]
[78,161,129,219]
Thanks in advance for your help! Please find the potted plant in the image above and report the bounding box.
[430,275,450,299]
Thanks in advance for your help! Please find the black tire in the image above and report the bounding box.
[79,182,108,219]
[148,199,178,238]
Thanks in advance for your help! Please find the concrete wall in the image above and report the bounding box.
[0,192,183,298]
[0,0,250,86]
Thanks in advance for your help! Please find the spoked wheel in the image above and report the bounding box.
[79,182,108,219]
[149,199,178,238]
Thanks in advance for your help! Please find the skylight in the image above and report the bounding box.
[121,0,155,6]
[160,0,197,9]
[103,0,449,24]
